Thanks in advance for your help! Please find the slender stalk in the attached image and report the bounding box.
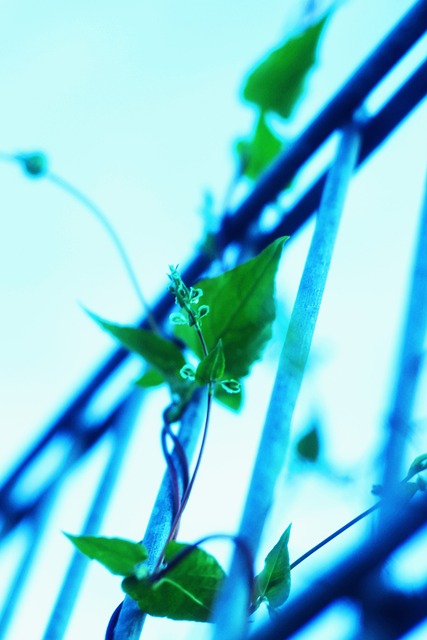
[161,425,182,521]
[290,502,380,571]
[155,386,213,567]
[212,119,362,639]
[46,172,159,333]
[381,172,427,500]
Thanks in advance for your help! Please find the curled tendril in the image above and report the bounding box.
[220,379,241,394]
[180,364,196,381]
[189,287,203,303]
[196,305,210,324]
[169,312,188,326]
[167,266,209,329]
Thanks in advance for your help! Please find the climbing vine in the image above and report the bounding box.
[2,3,426,637]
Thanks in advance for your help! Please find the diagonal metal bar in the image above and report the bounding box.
[212,118,362,639]
[217,0,427,248]
[0,0,425,542]
[42,390,144,640]
[258,56,427,249]
[249,493,427,640]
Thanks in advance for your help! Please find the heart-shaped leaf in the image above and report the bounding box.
[235,113,285,180]
[196,340,226,385]
[173,236,287,380]
[66,534,148,577]
[253,524,291,611]
[242,16,328,119]
[87,311,186,387]
[122,542,225,622]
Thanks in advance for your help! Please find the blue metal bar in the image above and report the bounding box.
[0,0,425,545]
[42,391,144,640]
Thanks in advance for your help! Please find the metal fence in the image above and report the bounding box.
[1,1,426,638]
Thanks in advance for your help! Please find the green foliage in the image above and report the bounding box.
[236,114,285,180]
[214,382,244,411]
[87,311,186,393]
[253,525,291,612]
[68,526,292,623]
[135,367,166,388]
[65,534,148,576]
[407,453,427,478]
[196,340,226,385]
[296,425,320,462]
[242,16,329,119]
[174,236,288,380]
[123,542,225,622]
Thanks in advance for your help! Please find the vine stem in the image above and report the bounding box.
[155,384,213,569]
[47,171,159,333]
[154,309,212,569]
[290,502,380,571]
[151,534,254,597]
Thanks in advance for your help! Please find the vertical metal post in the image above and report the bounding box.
[212,118,362,639]
[382,171,427,492]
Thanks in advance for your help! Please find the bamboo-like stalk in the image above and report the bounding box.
[211,118,362,639]
[381,172,427,497]
[111,388,207,640]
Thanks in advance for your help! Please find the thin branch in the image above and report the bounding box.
[46,172,159,333]
[290,502,380,571]
[165,385,213,547]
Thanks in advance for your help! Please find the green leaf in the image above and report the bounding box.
[174,237,287,380]
[254,524,291,611]
[214,381,244,412]
[135,368,166,388]
[408,453,427,478]
[65,534,148,577]
[235,113,285,180]
[296,425,320,462]
[87,311,186,385]
[196,340,226,385]
[122,542,225,622]
[242,16,328,119]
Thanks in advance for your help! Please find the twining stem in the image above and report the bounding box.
[155,303,212,569]
[1,151,159,331]
[161,424,183,521]
[151,534,254,599]
[46,172,159,333]
[156,385,213,568]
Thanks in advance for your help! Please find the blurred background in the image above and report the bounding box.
[0,0,426,638]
